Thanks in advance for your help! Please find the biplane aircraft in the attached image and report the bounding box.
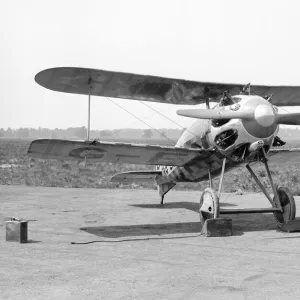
[28,67,300,228]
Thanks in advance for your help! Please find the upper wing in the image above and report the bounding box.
[28,139,212,166]
[35,67,300,106]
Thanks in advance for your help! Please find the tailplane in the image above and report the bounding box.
[111,171,176,205]
[111,171,161,184]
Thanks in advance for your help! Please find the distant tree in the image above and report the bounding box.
[112,129,120,137]
[16,128,29,139]
[101,130,113,137]
[143,129,153,139]
[160,130,167,139]
[6,127,14,138]
[0,128,5,137]
[75,126,87,140]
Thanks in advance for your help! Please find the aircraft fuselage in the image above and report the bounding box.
[156,95,279,184]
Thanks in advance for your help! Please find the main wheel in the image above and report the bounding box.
[199,188,219,225]
[273,187,296,226]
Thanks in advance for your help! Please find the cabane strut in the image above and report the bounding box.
[87,77,92,141]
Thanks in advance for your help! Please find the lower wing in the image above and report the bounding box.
[28,139,212,166]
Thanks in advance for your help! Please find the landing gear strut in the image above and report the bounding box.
[246,148,296,226]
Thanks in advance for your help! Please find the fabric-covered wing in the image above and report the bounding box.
[28,139,211,166]
[35,67,300,106]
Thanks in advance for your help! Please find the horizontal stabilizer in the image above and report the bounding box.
[28,139,208,166]
[111,171,162,184]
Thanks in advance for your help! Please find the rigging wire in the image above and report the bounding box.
[107,97,177,144]
[137,101,206,142]
[138,101,187,130]
[106,111,160,138]
[106,77,211,143]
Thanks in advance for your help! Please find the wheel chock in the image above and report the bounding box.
[279,219,300,233]
[202,218,232,237]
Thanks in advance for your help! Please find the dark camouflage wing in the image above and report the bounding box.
[35,67,300,106]
[28,139,212,166]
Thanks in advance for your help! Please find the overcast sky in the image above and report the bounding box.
[2,0,300,130]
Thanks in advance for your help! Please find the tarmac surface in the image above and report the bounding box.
[1,185,300,300]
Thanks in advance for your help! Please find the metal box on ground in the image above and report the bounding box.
[279,220,300,232]
[6,219,28,243]
[202,218,232,237]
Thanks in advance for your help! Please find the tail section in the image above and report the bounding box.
[158,182,176,205]
[111,171,161,184]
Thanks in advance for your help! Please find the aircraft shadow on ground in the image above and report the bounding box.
[81,201,283,238]
[130,201,236,213]
[26,240,42,243]
[81,222,202,238]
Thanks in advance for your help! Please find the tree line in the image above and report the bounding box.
[0,126,298,140]
[0,127,183,140]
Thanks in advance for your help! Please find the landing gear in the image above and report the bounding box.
[273,187,296,226]
[199,149,296,230]
[199,188,219,225]
[199,158,226,225]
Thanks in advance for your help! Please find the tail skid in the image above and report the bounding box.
[158,182,176,205]
[111,171,176,205]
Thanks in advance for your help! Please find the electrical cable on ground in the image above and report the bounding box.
[71,234,201,244]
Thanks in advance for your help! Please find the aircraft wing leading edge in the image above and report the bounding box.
[35,67,300,106]
[28,139,211,166]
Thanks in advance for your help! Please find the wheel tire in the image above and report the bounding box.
[199,188,219,225]
[273,187,296,226]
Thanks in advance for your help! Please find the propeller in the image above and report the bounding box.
[177,108,300,125]
[276,113,300,125]
[176,109,253,120]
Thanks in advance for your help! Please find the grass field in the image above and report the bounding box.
[0,138,300,195]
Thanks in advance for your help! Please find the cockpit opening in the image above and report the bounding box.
[211,119,231,127]
[219,92,242,107]
[219,92,235,107]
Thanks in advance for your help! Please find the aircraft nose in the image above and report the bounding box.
[254,104,275,127]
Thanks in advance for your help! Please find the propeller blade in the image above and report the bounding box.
[176,109,253,120]
[276,113,300,125]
